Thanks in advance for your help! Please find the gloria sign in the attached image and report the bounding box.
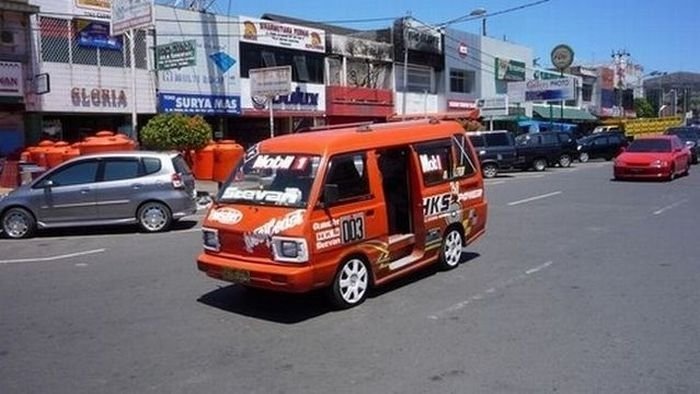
[240,17,325,53]
[495,58,526,81]
[0,61,23,97]
[71,86,127,108]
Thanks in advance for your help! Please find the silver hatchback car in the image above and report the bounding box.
[0,151,197,239]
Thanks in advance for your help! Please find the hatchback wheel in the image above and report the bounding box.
[137,202,172,232]
[579,152,589,163]
[482,163,498,178]
[439,228,464,270]
[559,154,572,168]
[329,257,370,309]
[533,158,547,172]
[2,207,36,239]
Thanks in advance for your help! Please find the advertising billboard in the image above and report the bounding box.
[111,0,154,36]
[508,78,576,102]
[240,16,325,53]
[495,58,526,81]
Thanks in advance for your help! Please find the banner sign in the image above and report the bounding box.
[250,66,292,97]
[524,78,575,101]
[495,58,526,81]
[240,16,325,53]
[75,20,122,50]
[156,40,196,70]
[476,95,509,117]
[111,0,154,36]
[74,0,111,20]
[158,93,241,115]
[0,61,23,97]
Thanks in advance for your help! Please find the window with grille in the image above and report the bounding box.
[449,68,475,94]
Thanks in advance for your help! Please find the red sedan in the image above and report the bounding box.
[614,135,691,181]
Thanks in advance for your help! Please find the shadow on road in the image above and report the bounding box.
[35,219,199,238]
[197,252,481,324]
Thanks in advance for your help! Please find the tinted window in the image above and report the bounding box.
[46,160,98,186]
[558,133,573,143]
[171,155,192,174]
[416,140,453,185]
[515,134,541,146]
[627,139,671,153]
[608,135,622,144]
[484,133,512,147]
[541,133,559,145]
[469,135,485,148]
[593,137,609,146]
[103,159,140,181]
[143,158,162,175]
[324,153,370,202]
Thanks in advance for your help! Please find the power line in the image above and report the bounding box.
[437,0,552,27]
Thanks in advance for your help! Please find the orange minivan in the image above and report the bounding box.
[197,119,488,308]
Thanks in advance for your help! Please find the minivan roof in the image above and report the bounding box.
[261,120,466,156]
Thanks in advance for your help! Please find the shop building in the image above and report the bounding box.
[25,0,156,144]
[0,0,39,156]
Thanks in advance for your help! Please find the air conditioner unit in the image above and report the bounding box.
[1,30,16,46]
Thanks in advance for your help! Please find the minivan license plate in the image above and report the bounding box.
[221,268,250,283]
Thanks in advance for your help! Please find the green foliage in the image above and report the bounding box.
[634,98,656,118]
[140,113,212,151]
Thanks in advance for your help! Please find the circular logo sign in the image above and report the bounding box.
[251,95,269,110]
[458,42,468,58]
[551,44,574,70]
[209,208,243,225]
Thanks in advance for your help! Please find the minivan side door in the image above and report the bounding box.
[94,157,143,220]
[34,159,100,223]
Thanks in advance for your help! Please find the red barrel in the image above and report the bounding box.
[62,144,81,162]
[193,143,216,180]
[213,140,244,183]
[31,140,55,168]
[46,141,70,168]
[79,131,136,155]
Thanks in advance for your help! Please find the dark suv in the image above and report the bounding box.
[577,132,628,162]
[664,127,699,164]
[514,131,579,171]
[467,131,518,178]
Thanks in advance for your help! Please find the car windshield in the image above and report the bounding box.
[217,152,321,208]
[626,139,671,153]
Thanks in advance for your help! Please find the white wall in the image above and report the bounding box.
[394,92,439,115]
[478,36,534,99]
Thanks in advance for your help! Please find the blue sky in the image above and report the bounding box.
[190,0,699,73]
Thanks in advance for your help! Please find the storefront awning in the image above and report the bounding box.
[533,105,598,121]
[0,1,40,13]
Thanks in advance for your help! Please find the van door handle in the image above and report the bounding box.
[80,189,90,194]
[132,184,142,190]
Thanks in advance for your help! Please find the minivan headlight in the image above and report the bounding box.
[271,237,308,263]
[202,227,220,252]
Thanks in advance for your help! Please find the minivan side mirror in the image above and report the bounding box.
[41,180,54,189]
[323,184,340,206]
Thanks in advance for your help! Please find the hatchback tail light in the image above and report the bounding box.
[172,173,184,189]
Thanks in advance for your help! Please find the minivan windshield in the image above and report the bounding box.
[218,152,322,208]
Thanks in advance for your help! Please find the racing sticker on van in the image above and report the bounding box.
[244,143,260,163]
[419,154,444,173]
[423,193,452,218]
[313,218,342,250]
[341,213,365,244]
[451,181,483,202]
[222,187,302,205]
[251,154,296,170]
[243,210,305,252]
[208,207,243,225]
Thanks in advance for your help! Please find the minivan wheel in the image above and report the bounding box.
[482,163,498,178]
[329,257,370,309]
[137,202,172,232]
[559,154,572,168]
[2,207,36,239]
[533,158,547,172]
[579,152,589,163]
[439,228,463,270]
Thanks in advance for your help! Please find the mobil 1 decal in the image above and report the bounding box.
[423,193,452,218]
[341,213,365,244]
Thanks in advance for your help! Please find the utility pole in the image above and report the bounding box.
[611,49,631,117]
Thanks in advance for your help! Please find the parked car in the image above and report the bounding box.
[592,125,622,134]
[613,136,691,181]
[664,127,699,164]
[514,131,579,171]
[0,151,197,239]
[577,132,628,162]
[467,130,518,178]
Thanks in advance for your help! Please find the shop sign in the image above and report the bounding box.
[401,18,442,54]
[156,40,197,70]
[74,0,111,20]
[242,81,325,113]
[111,0,154,36]
[240,16,325,53]
[0,61,23,97]
[533,68,563,81]
[551,44,575,71]
[458,42,468,58]
[495,58,526,81]
[75,20,122,50]
[250,66,292,97]
[71,87,127,108]
[476,95,508,117]
[158,93,241,115]
[512,78,575,102]
[447,100,476,111]
[329,34,393,61]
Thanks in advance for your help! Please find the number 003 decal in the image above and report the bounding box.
[341,214,365,243]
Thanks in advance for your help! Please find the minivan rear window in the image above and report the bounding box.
[143,158,162,175]
[172,155,192,175]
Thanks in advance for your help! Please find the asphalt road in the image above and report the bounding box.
[1,161,699,393]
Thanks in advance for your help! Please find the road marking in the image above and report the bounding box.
[507,191,562,206]
[653,199,688,216]
[485,181,505,185]
[515,174,545,179]
[0,249,106,265]
[428,261,554,320]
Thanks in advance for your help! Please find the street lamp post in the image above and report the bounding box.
[470,8,487,36]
